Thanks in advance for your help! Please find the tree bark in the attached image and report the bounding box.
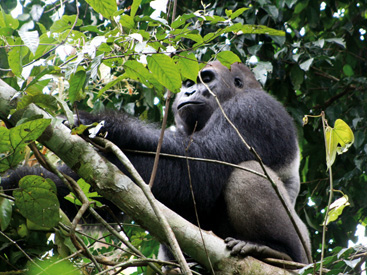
[0,79,295,274]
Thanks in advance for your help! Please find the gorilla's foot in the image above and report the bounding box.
[224,237,292,261]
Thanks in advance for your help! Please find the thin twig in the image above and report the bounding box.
[124,149,267,178]
[148,91,171,189]
[319,111,334,275]
[184,135,215,274]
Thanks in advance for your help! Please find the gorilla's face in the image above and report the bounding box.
[173,61,261,134]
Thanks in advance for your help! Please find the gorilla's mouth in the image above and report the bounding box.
[177,101,204,110]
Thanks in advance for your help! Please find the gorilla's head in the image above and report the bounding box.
[173,61,261,134]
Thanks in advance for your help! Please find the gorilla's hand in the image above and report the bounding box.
[225,237,293,261]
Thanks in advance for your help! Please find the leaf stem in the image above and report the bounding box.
[320,111,334,275]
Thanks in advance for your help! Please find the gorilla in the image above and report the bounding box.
[1,61,310,265]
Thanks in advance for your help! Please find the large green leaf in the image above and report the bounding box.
[50,15,82,33]
[0,197,12,231]
[96,73,127,98]
[0,119,51,172]
[217,51,241,69]
[124,60,150,86]
[8,39,29,77]
[68,70,87,104]
[147,54,181,93]
[0,7,19,29]
[175,52,199,83]
[85,0,117,18]
[17,94,58,114]
[120,14,135,30]
[13,175,60,228]
[324,195,350,225]
[131,0,142,17]
[325,119,354,168]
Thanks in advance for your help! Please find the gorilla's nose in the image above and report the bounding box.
[185,89,196,96]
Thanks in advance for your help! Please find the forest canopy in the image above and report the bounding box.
[0,0,366,274]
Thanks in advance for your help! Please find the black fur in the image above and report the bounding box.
[1,61,310,264]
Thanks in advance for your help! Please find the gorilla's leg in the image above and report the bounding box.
[223,161,310,264]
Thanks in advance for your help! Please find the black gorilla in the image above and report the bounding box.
[2,61,310,264]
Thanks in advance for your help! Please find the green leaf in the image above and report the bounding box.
[124,60,150,85]
[120,14,135,30]
[325,119,354,168]
[123,60,165,95]
[50,15,82,33]
[34,34,57,60]
[230,7,248,19]
[24,65,60,93]
[96,74,127,98]
[0,197,12,231]
[18,30,40,55]
[0,119,51,172]
[147,54,181,92]
[324,195,350,225]
[57,98,75,127]
[68,70,87,104]
[8,41,29,77]
[343,64,354,76]
[131,0,142,17]
[64,178,102,207]
[0,127,11,172]
[171,14,196,29]
[10,118,51,147]
[240,24,285,36]
[13,175,60,228]
[0,7,19,29]
[85,0,117,18]
[17,94,58,114]
[217,51,241,69]
[176,52,199,82]
[294,0,309,14]
[205,15,226,24]
[290,65,304,90]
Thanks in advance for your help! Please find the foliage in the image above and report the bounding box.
[0,0,366,274]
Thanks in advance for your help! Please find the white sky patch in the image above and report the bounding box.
[307,197,316,206]
[55,44,75,61]
[360,28,366,41]
[300,27,306,36]
[248,55,258,65]
[320,2,326,11]
[11,0,22,18]
[154,97,160,105]
[150,0,168,19]
[333,8,345,18]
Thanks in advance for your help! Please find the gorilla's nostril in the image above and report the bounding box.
[185,89,196,96]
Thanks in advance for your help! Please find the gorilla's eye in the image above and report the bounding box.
[234,77,243,88]
[200,71,214,84]
[184,79,195,88]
